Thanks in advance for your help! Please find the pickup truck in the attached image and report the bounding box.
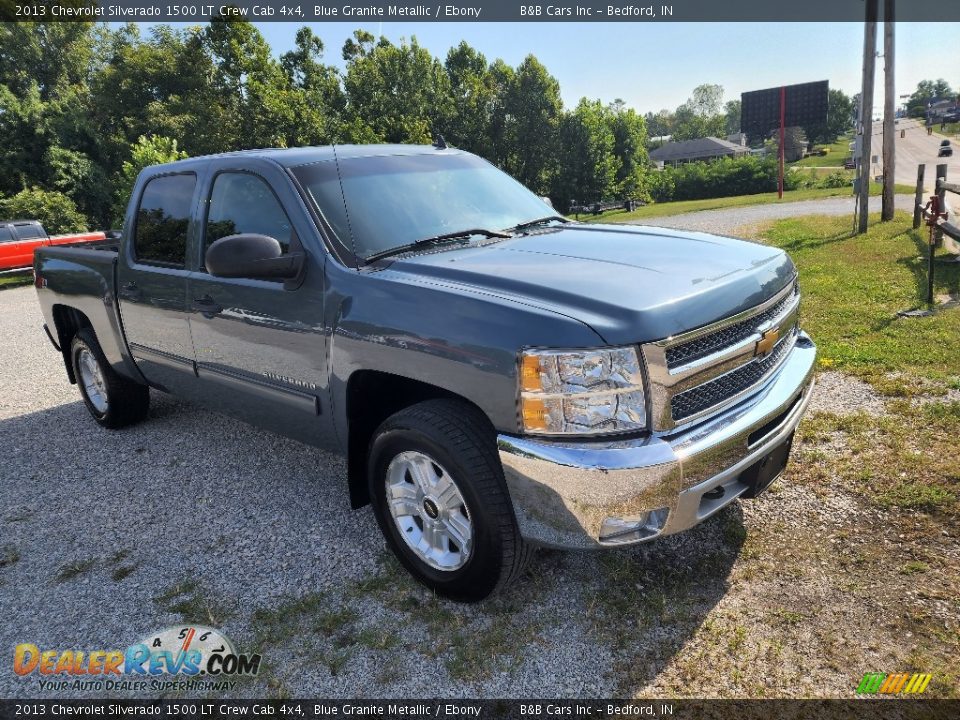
[0,219,105,272]
[34,145,815,601]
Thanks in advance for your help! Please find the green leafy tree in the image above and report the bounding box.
[724,99,741,135]
[486,59,515,167]
[113,135,187,223]
[343,35,451,144]
[553,99,619,210]
[500,55,562,193]
[607,100,651,200]
[279,27,345,145]
[805,88,854,144]
[906,79,955,118]
[645,109,674,140]
[1,187,88,233]
[443,42,495,156]
[672,84,727,140]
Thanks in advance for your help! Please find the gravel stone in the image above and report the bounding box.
[807,371,888,416]
[623,194,915,236]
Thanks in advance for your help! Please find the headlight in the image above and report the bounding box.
[518,346,647,435]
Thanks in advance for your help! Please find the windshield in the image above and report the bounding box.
[291,152,555,260]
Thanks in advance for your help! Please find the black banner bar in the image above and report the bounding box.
[3,0,960,22]
[2,700,960,720]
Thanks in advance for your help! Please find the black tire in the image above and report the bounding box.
[70,327,149,429]
[368,399,532,602]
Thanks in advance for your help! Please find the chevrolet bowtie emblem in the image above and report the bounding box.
[755,327,780,357]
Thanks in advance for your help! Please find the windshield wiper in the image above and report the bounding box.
[507,215,569,233]
[365,228,511,263]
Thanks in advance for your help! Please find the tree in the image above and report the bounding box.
[277,27,345,145]
[343,36,451,144]
[672,84,727,140]
[805,88,854,145]
[906,79,955,118]
[645,109,674,140]
[724,99,741,135]
[1,187,88,233]
[553,99,619,209]
[766,126,807,162]
[443,42,494,156]
[113,135,188,223]
[607,100,651,200]
[486,59,515,167]
[204,19,289,149]
[500,55,563,193]
[687,84,724,118]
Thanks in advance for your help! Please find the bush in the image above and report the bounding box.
[820,171,851,189]
[0,187,88,234]
[653,155,781,202]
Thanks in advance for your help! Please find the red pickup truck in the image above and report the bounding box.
[0,220,105,272]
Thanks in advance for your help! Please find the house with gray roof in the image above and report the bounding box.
[649,137,750,168]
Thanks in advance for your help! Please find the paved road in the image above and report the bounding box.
[623,193,916,235]
[867,117,958,190]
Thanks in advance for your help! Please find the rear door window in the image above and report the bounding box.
[133,174,196,266]
[14,223,43,240]
[0,226,14,243]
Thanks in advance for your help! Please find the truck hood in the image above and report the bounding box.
[381,223,796,345]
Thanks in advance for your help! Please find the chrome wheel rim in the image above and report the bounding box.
[77,348,108,414]
[385,451,473,571]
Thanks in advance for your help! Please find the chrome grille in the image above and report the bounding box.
[641,278,801,431]
[670,330,795,421]
[666,288,796,368]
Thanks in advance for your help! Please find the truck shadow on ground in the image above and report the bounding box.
[0,393,744,696]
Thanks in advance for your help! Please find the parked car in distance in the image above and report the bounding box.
[0,220,106,271]
[34,145,816,601]
[939,140,953,158]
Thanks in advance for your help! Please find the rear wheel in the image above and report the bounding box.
[70,328,149,428]
[368,399,531,602]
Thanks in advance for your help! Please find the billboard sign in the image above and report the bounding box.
[741,80,829,139]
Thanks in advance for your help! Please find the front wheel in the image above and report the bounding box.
[368,399,531,602]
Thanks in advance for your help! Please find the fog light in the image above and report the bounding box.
[599,508,669,545]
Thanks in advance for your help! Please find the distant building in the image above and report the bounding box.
[726,132,748,146]
[928,98,959,119]
[649,137,750,168]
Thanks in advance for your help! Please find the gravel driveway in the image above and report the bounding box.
[0,282,955,699]
[623,194,916,235]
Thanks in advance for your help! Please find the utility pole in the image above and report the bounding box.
[881,0,896,221]
[858,0,878,234]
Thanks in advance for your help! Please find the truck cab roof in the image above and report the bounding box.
[149,144,461,174]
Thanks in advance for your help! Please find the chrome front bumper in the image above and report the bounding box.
[497,332,816,549]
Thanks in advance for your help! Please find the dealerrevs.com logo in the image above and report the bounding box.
[856,672,932,696]
[13,625,261,692]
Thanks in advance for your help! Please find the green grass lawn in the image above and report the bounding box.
[0,272,32,290]
[792,134,853,167]
[761,211,960,517]
[763,211,959,384]
[583,182,914,223]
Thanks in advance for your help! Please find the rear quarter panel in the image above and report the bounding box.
[34,246,142,382]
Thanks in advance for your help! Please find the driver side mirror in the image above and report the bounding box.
[205,234,304,280]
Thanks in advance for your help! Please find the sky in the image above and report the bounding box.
[138,21,960,114]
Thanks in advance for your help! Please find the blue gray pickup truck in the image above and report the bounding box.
[34,145,815,600]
